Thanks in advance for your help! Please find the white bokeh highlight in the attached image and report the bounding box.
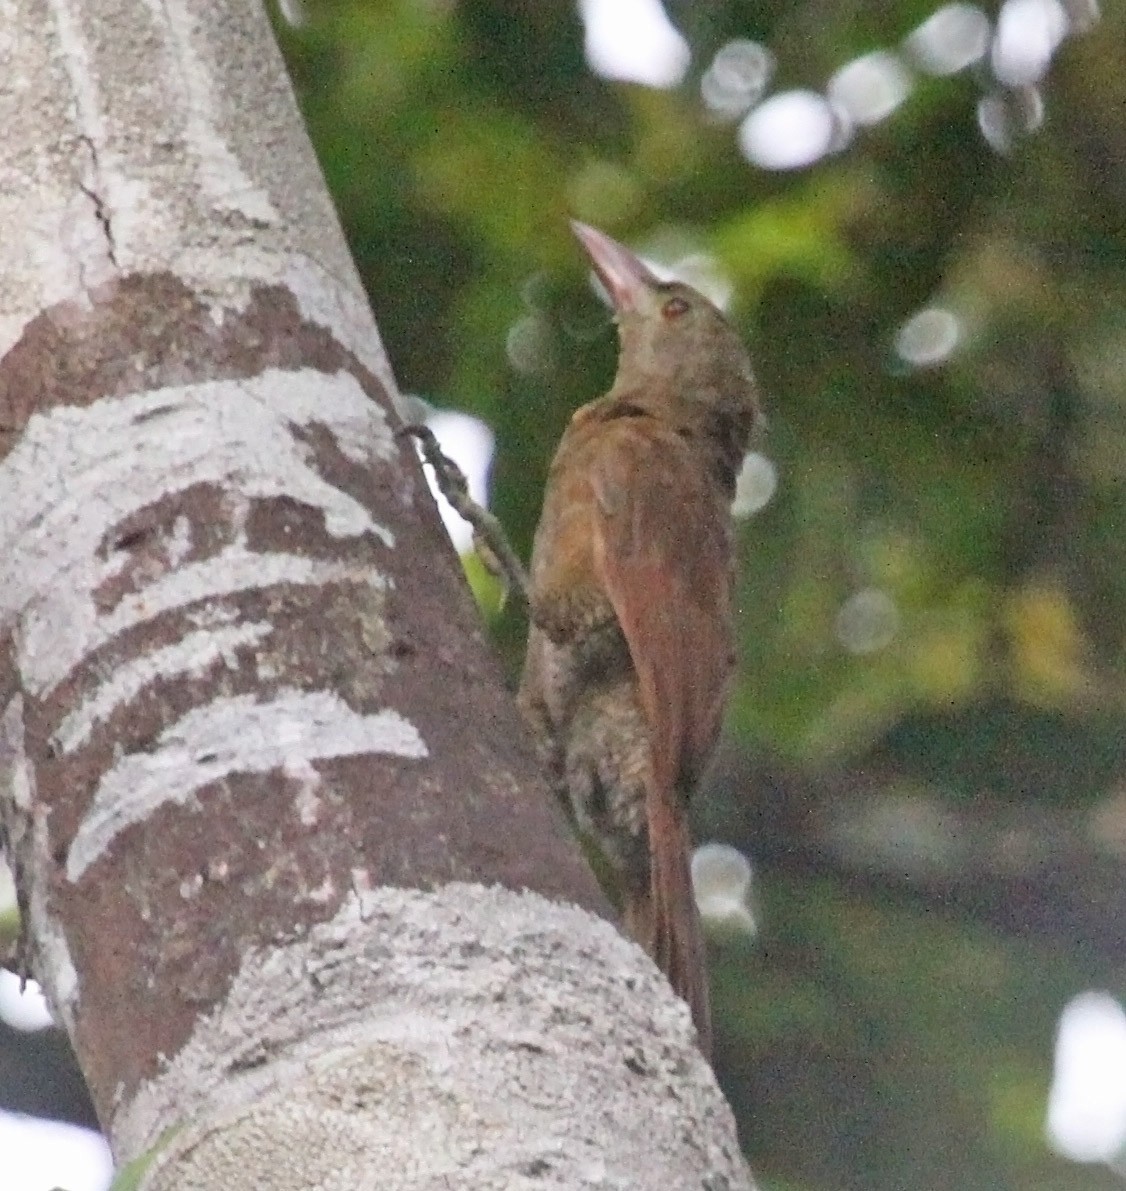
[0,972,53,1032]
[1,1112,113,1191]
[827,51,913,126]
[738,90,843,171]
[1047,991,1126,1165]
[692,843,756,936]
[991,0,1069,86]
[701,39,775,119]
[905,3,992,75]
[895,306,961,367]
[732,452,778,519]
[978,86,1045,153]
[578,0,690,89]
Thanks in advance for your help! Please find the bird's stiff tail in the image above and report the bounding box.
[623,782,712,1057]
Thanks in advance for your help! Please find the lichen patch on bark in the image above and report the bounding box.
[116,884,747,1190]
[0,272,605,1128]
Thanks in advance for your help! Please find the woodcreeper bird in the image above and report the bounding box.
[519,222,762,1054]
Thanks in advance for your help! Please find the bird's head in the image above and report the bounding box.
[571,220,762,443]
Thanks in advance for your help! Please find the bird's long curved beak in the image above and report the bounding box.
[570,220,660,314]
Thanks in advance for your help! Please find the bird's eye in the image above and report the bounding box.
[662,296,690,320]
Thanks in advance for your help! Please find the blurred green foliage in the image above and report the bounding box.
[276,3,1126,1187]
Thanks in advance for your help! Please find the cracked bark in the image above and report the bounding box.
[76,134,118,267]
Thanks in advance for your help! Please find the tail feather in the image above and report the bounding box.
[623,787,711,1056]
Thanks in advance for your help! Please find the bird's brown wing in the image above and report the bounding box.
[587,415,735,795]
[586,414,735,1053]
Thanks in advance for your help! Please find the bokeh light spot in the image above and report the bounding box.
[1047,991,1126,1163]
[732,452,778,518]
[505,314,557,377]
[738,89,843,170]
[978,86,1045,153]
[895,306,961,367]
[991,0,1068,86]
[827,51,913,126]
[701,39,775,120]
[836,589,900,654]
[578,0,690,89]
[1,1113,112,1191]
[904,3,991,75]
[0,970,53,1032]
[692,843,756,936]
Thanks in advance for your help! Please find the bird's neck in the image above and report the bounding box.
[603,375,756,497]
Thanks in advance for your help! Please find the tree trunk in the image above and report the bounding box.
[0,0,752,1186]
